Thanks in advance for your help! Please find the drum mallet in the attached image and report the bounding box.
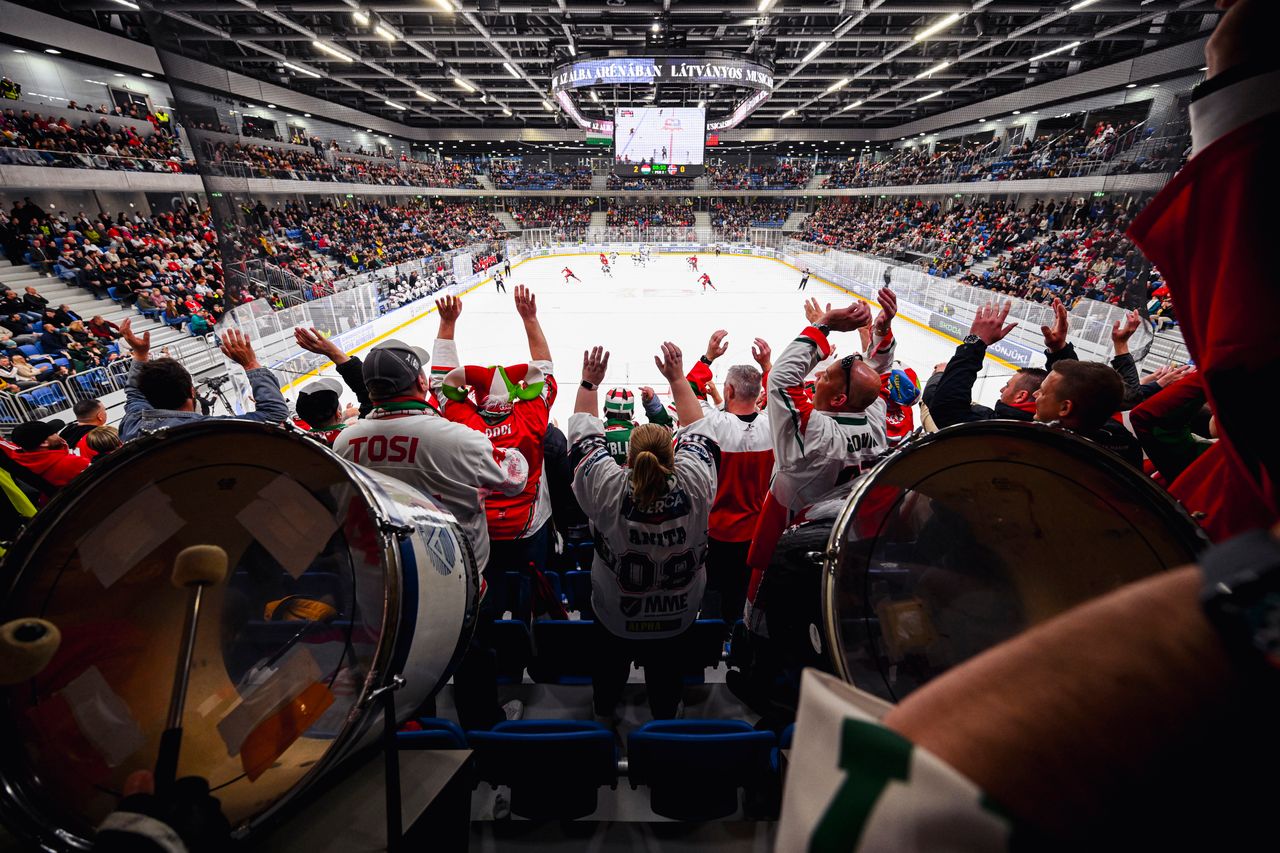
[0,618,61,686]
[155,545,228,793]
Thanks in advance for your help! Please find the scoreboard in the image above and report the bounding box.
[613,107,706,178]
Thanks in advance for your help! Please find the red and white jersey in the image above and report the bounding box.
[334,405,528,571]
[694,405,773,543]
[430,339,557,542]
[562,267,575,278]
[698,273,711,286]
[599,254,608,266]
[687,256,698,268]
[764,325,895,514]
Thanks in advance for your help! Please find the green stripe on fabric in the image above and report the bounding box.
[831,415,867,426]
[809,719,913,852]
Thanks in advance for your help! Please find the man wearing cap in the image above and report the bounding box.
[1,419,90,500]
[333,335,530,729]
[292,377,352,446]
[429,285,556,593]
[117,319,289,441]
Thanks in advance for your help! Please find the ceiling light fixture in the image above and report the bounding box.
[1125,83,1137,88]
[385,100,407,110]
[825,77,850,94]
[141,72,155,78]
[802,41,831,63]
[590,90,600,102]
[914,13,963,42]
[697,99,705,108]
[503,62,520,78]
[266,103,275,108]
[352,10,370,25]
[431,0,453,11]
[758,0,773,12]
[312,40,354,62]
[502,107,513,116]
[542,99,555,111]
[916,90,943,103]
[283,62,322,78]
[915,60,950,79]
[838,99,863,113]
[375,24,396,40]
[45,49,61,55]
[1029,40,1082,63]
[415,89,438,101]
[453,76,477,93]
[110,0,140,9]
[1069,0,1102,9]
[781,109,797,119]
[12,49,25,54]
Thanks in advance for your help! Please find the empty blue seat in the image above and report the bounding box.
[627,720,776,821]
[490,619,531,684]
[18,344,41,358]
[398,717,467,749]
[467,720,618,819]
[564,570,593,619]
[107,287,121,303]
[528,620,594,685]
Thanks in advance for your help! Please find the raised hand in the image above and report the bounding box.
[654,341,686,381]
[294,326,348,364]
[1040,298,1070,353]
[639,386,656,404]
[818,300,873,333]
[705,329,729,363]
[873,287,898,336]
[969,300,1018,345]
[751,337,772,372]
[1111,309,1142,350]
[513,285,537,320]
[435,295,462,325]
[804,297,831,325]
[219,329,260,370]
[581,346,609,385]
[119,317,150,360]
[1147,363,1197,387]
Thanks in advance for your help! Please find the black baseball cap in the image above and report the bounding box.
[296,377,343,426]
[11,419,65,451]
[362,339,429,398]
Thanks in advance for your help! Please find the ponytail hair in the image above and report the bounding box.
[628,423,675,507]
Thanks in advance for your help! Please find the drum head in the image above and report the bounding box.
[824,421,1207,703]
[0,423,435,847]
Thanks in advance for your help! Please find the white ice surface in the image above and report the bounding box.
[310,252,1016,425]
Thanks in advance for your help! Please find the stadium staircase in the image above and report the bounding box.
[805,172,827,190]
[590,211,608,228]
[693,175,709,189]
[591,174,609,190]
[494,210,520,232]
[781,209,810,232]
[475,174,495,190]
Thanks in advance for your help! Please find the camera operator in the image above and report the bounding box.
[119,319,288,441]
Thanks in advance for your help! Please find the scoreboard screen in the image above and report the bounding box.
[613,107,705,177]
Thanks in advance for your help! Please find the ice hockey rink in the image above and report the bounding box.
[313,251,1017,423]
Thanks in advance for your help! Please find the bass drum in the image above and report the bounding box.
[824,421,1208,701]
[0,422,479,850]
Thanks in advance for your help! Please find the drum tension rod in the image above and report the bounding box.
[369,673,408,853]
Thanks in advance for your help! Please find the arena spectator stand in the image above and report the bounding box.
[605,201,696,228]
[707,160,813,190]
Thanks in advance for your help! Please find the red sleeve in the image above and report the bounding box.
[686,360,712,400]
[1128,111,1279,532]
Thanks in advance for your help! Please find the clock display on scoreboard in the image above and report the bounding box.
[613,107,706,178]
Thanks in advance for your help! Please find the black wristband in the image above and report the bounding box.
[699,354,713,365]
[580,379,597,391]
[814,323,831,337]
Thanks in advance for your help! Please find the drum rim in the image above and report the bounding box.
[820,419,1211,687]
[0,420,410,849]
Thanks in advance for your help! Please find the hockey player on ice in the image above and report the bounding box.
[698,272,716,293]
[562,266,581,284]
[687,255,699,272]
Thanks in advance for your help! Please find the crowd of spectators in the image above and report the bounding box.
[509,199,593,231]
[707,160,813,190]
[492,163,592,190]
[708,198,796,238]
[203,140,480,188]
[0,105,192,172]
[605,200,695,228]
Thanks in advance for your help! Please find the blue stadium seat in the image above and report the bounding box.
[490,619,532,684]
[627,720,777,821]
[527,620,594,685]
[683,619,729,685]
[398,717,467,749]
[17,344,41,358]
[467,720,618,819]
[107,287,120,303]
[564,570,593,619]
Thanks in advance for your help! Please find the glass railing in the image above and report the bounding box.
[0,147,196,173]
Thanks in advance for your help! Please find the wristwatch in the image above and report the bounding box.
[699,354,714,365]
[963,334,985,346]
[813,323,832,337]
[580,379,597,391]
[1199,529,1280,685]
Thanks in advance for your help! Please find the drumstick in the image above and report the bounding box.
[156,545,228,793]
[0,618,61,686]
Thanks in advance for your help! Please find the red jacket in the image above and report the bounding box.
[1127,76,1279,540]
[4,445,90,492]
